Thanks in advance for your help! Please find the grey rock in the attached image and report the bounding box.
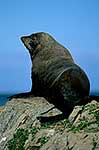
[0,97,99,150]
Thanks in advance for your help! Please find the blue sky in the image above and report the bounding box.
[0,0,99,94]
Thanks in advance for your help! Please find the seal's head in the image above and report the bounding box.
[21,32,54,55]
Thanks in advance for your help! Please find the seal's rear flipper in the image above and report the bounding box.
[37,113,68,123]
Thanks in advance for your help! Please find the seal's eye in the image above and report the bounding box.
[29,39,38,49]
[29,40,34,48]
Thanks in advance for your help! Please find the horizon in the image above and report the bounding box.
[0,0,99,94]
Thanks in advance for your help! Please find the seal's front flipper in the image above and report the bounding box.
[9,91,34,100]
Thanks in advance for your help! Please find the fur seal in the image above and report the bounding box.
[21,32,90,114]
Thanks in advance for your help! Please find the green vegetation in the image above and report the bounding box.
[39,136,49,147]
[70,120,93,133]
[29,127,39,140]
[92,137,97,150]
[7,128,29,150]
[7,127,39,150]
[69,104,99,132]
[60,118,70,127]
[89,104,99,126]
[7,126,49,150]
[7,103,99,149]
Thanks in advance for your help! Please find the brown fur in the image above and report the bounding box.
[21,32,90,113]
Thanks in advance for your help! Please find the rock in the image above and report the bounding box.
[69,105,82,123]
[0,97,99,150]
[0,96,58,150]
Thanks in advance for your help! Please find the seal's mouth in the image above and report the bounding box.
[21,36,30,45]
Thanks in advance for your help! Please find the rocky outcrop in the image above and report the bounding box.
[0,96,99,150]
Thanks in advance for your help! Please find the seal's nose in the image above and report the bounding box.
[21,36,26,42]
